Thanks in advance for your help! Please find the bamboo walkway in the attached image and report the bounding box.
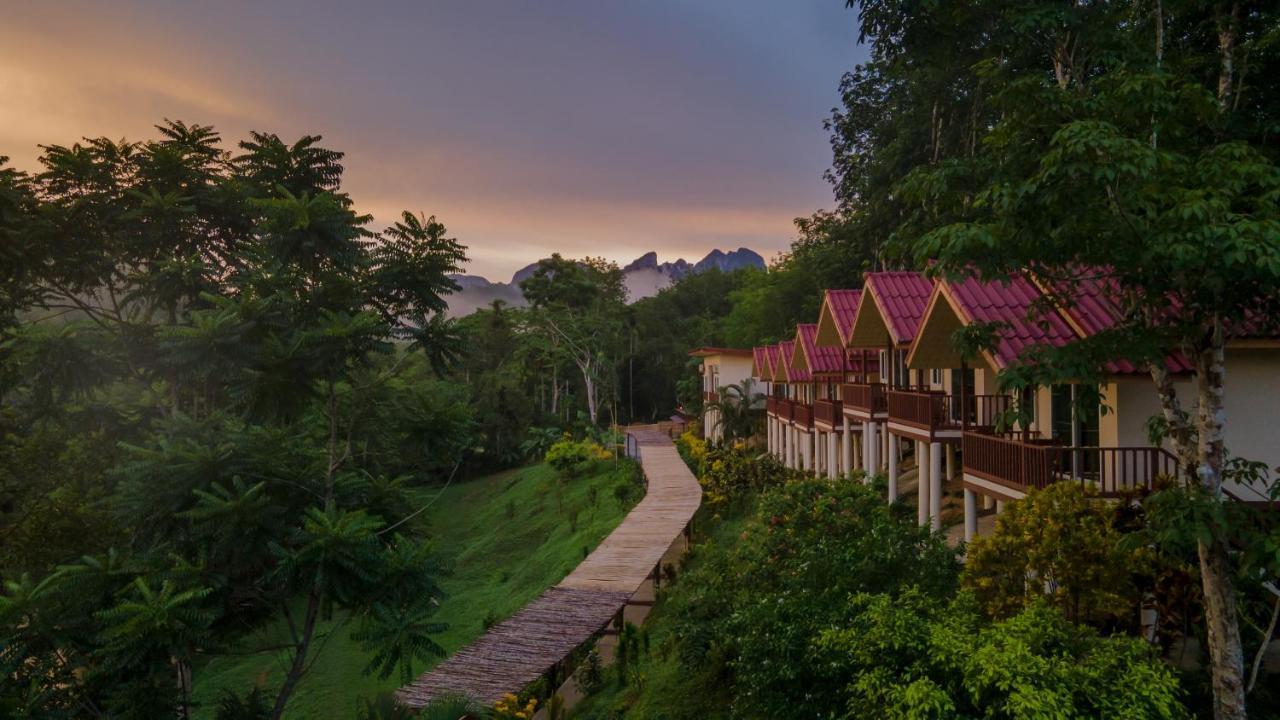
[397,426,701,708]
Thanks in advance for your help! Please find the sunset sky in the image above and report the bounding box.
[2,1,867,280]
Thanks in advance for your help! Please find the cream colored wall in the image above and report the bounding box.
[1221,348,1280,476]
[718,356,755,389]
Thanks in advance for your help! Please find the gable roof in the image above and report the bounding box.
[909,274,1079,371]
[814,289,863,347]
[773,339,809,383]
[849,271,935,348]
[792,323,851,376]
[1048,275,1195,375]
[752,346,771,378]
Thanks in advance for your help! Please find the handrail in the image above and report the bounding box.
[962,431,1180,496]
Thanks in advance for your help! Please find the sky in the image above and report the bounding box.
[1,1,867,281]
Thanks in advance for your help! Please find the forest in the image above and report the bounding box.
[3,0,1280,718]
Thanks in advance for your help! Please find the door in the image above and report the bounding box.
[1050,384,1100,477]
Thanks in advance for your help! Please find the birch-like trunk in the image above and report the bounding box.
[1194,323,1247,720]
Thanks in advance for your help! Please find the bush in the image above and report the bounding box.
[664,475,959,718]
[545,439,609,481]
[817,593,1188,719]
[962,482,1149,626]
[697,443,789,507]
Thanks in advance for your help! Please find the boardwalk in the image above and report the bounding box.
[397,427,701,708]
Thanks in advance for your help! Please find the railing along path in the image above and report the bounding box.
[397,425,701,708]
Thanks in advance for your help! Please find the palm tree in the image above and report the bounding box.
[706,378,765,443]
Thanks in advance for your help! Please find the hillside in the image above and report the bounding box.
[191,460,640,719]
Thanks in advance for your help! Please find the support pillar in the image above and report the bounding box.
[808,431,817,474]
[917,441,930,526]
[867,422,879,476]
[996,500,1005,514]
[964,488,976,543]
[827,431,838,479]
[946,444,956,480]
[888,433,899,502]
[841,416,853,476]
[982,494,994,511]
[929,441,943,531]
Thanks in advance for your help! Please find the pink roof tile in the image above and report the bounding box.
[866,272,935,346]
[763,344,782,378]
[797,323,855,375]
[823,289,862,345]
[944,274,1079,369]
[752,346,769,378]
[777,339,810,383]
[1055,276,1194,374]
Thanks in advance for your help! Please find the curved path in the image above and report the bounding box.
[397,427,701,708]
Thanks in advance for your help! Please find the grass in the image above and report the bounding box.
[191,459,639,719]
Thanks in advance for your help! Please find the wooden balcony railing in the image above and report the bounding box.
[704,390,719,403]
[841,382,888,415]
[962,431,1179,496]
[766,397,778,416]
[887,390,1011,432]
[774,398,795,422]
[791,402,813,429]
[814,399,842,426]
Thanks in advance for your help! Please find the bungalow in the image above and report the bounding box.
[831,271,940,524]
[688,347,755,442]
[906,271,1280,542]
[797,299,878,480]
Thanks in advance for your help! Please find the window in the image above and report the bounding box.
[931,368,942,385]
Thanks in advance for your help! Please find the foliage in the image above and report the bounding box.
[545,439,611,481]
[663,475,958,718]
[962,482,1149,626]
[695,443,789,509]
[817,593,1188,719]
[493,692,538,720]
[703,379,765,443]
[0,121,473,719]
[674,430,707,473]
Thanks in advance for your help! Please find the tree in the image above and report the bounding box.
[705,379,765,443]
[832,3,1280,715]
[0,121,472,718]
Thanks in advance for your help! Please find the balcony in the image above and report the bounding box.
[814,399,842,427]
[886,390,1010,434]
[704,390,719,403]
[841,382,888,416]
[766,396,778,416]
[791,402,813,429]
[962,431,1179,496]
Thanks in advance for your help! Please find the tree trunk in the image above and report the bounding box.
[1217,3,1239,113]
[1194,324,1247,720]
[270,589,321,720]
[1149,364,1196,471]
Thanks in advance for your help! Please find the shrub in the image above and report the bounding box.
[544,439,610,481]
[962,482,1149,626]
[664,475,959,718]
[817,593,1188,719]
[675,430,707,472]
[697,443,788,507]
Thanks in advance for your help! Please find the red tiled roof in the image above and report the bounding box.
[823,289,862,345]
[752,346,770,378]
[1055,276,1194,374]
[865,271,935,346]
[687,346,753,358]
[796,323,851,375]
[943,274,1079,369]
[777,339,809,383]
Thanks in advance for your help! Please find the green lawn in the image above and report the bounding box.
[192,459,639,719]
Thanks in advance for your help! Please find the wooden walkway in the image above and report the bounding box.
[397,427,701,708]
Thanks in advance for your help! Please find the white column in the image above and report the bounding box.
[982,494,994,511]
[888,433,899,502]
[917,441,930,525]
[996,499,1005,514]
[929,441,943,531]
[789,426,797,469]
[841,416,853,475]
[883,425,890,474]
[815,432,824,476]
[946,444,955,480]
[868,422,879,475]
[827,431,838,479]
[807,431,817,474]
[861,422,870,472]
[964,488,977,543]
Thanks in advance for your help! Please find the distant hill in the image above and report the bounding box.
[444,248,765,318]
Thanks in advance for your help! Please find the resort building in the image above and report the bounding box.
[689,347,755,442]
[906,272,1280,541]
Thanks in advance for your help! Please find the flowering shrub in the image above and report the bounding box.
[675,430,707,472]
[697,443,787,508]
[544,438,609,480]
[492,693,537,719]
